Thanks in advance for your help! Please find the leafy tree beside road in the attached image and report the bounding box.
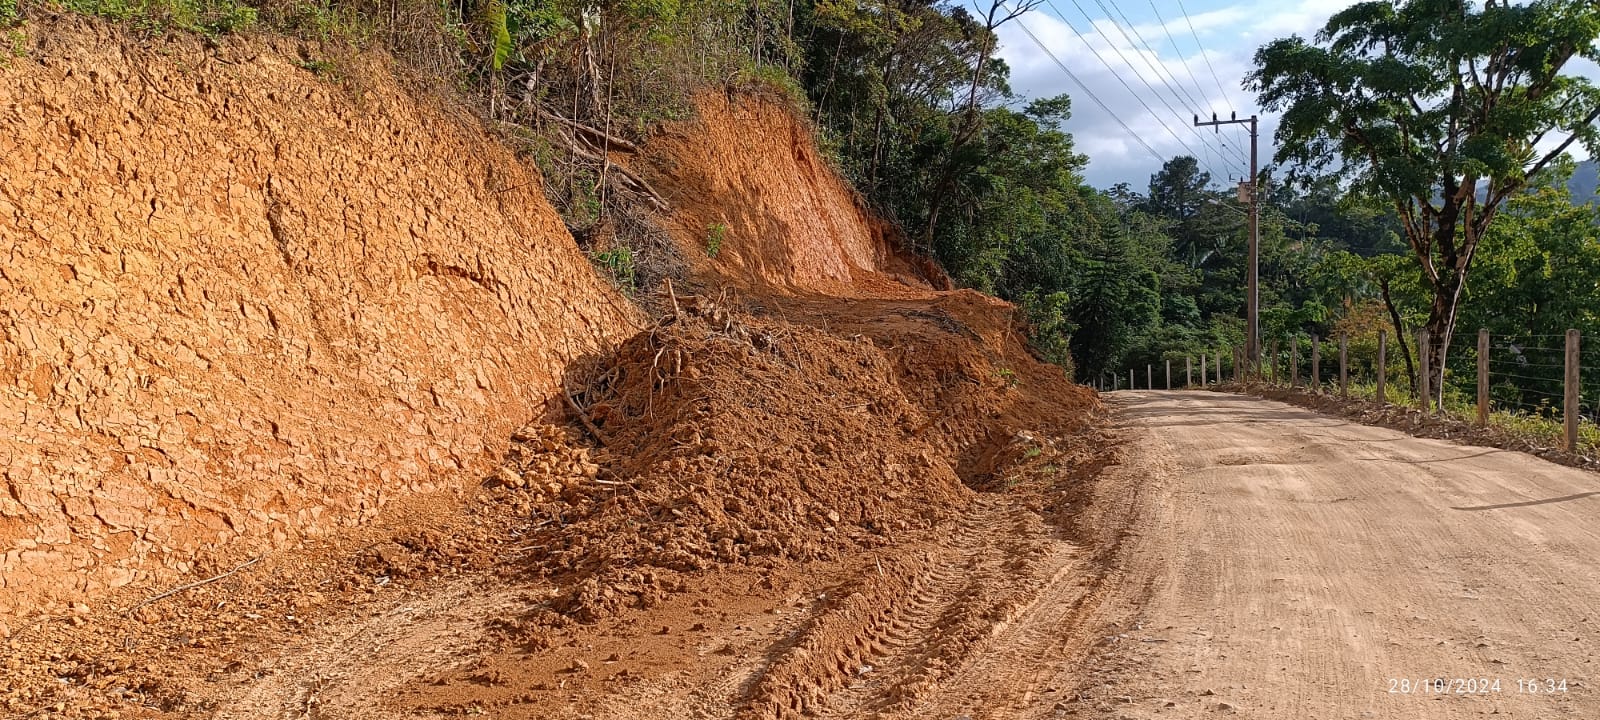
[1248,0,1600,405]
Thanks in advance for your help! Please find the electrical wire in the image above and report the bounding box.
[1168,0,1254,179]
[1145,0,1215,109]
[1030,0,1224,177]
[1046,0,1240,177]
[1174,0,1232,107]
[1098,0,1206,111]
[1096,0,1249,170]
[1002,5,1171,166]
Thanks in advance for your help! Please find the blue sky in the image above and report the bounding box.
[992,0,1600,190]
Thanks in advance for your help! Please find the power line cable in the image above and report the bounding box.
[1041,0,1228,178]
[1093,0,1207,112]
[1144,0,1248,177]
[1174,0,1233,103]
[1145,0,1214,109]
[1169,0,1255,177]
[1094,0,1250,170]
[1052,0,1240,170]
[1001,5,1171,166]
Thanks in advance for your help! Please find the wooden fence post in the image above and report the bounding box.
[1186,357,1192,387]
[1566,329,1580,453]
[1477,329,1489,426]
[1166,359,1172,390]
[1201,353,1208,386]
[1291,337,1300,387]
[1130,368,1135,390]
[1339,333,1349,399]
[1377,330,1387,406]
[1418,329,1431,412]
[1147,364,1152,391]
[1311,335,1321,392]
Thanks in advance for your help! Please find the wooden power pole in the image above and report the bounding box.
[1196,112,1259,376]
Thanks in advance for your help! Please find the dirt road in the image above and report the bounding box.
[1068,391,1600,719]
[183,390,1600,718]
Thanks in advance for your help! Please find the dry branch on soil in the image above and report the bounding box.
[123,556,263,615]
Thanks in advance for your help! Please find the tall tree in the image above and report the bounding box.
[1144,156,1210,223]
[1248,0,1600,404]
[1143,156,1214,269]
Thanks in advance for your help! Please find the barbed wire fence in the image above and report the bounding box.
[1110,329,1597,454]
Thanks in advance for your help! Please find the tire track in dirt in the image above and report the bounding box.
[739,456,1145,720]
[208,580,529,720]
[739,498,1043,719]
[878,424,1151,720]
[172,424,1126,720]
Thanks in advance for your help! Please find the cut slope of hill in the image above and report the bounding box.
[0,20,639,617]
[0,17,1103,719]
[640,90,951,297]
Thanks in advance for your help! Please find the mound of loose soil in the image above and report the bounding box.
[493,294,970,620]
[765,291,1100,486]
[473,288,1098,624]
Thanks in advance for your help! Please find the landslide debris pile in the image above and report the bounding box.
[488,290,1096,621]
[504,293,968,619]
[770,291,1099,486]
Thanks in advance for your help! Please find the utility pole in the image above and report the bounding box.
[1195,112,1259,375]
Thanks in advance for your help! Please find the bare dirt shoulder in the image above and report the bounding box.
[189,419,1130,720]
[1,292,1119,720]
[1225,383,1600,472]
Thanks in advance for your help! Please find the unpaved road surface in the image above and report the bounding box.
[1069,391,1599,719]
[195,390,1599,719]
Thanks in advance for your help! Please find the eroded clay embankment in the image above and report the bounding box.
[0,18,1110,716]
[641,89,951,297]
[0,21,640,616]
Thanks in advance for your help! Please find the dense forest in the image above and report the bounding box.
[7,0,1597,415]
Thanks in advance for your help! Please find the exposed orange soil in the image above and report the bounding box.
[0,20,1107,720]
[0,17,637,617]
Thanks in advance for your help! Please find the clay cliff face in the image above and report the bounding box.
[641,90,947,297]
[0,23,639,615]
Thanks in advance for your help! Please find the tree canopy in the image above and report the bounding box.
[1248,0,1600,402]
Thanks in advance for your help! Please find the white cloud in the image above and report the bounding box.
[998,0,1599,189]
[995,0,1363,188]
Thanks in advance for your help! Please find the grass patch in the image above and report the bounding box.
[297,57,335,75]
[1313,379,1599,457]
[0,26,25,65]
[591,247,636,291]
[64,0,258,35]
[704,222,725,258]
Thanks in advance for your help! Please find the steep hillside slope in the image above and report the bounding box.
[0,20,1105,718]
[0,22,639,616]
[635,89,1094,484]
[641,90,950,297]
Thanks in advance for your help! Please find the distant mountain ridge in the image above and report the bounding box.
[1568,159,1599,204]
